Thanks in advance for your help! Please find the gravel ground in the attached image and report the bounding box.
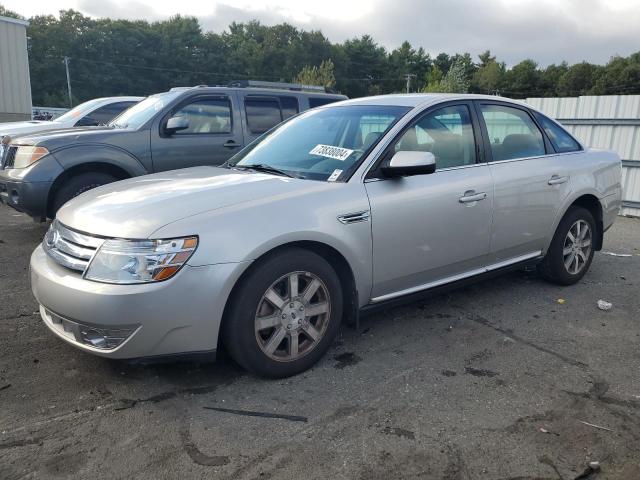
[0,204,639,480]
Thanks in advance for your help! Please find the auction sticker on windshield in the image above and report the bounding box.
[309,144,354,161]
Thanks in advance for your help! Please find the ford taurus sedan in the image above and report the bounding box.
[30,94,622,377]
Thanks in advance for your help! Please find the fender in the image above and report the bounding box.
[545,187,604,254]
[50,144,150,177]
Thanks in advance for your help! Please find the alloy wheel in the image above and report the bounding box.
[254,271,331,362]
[563,219,592,275]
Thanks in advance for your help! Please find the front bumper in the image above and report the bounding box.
[0,168,52,219]
[30,245,246,359]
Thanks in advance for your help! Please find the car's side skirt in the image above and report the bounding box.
[362,251,542,315]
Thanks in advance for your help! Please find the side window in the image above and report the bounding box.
[480,104,545,161]
[75,102,136,126]
[309,97,340,108]
[245,98,282,134]
[172,97,232,135]
[394,104,476,169]
[279,96,299,120]
[533,112,581,153]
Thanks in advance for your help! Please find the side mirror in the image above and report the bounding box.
[164,115,189,134]
[381,151,436,177]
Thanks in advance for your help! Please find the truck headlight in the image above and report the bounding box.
[13,146,50,168]
[85,237,198,284]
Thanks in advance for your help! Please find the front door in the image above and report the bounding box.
[151,93,243,172]
[365,102,494,301]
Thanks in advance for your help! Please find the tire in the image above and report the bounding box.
[223,248,343,378]
[51,172,118,215]
[538,206,596,285]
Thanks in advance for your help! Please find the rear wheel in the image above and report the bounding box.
[51,172,118,215]
[223,248,343,378]
[538,206,596,285]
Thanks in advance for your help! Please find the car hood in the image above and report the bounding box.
[57,166,336,238]
[0,120,64,138]
[10,125,124,148]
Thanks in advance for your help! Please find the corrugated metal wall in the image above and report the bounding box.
[526,95,640,217]
[0,16,32,122]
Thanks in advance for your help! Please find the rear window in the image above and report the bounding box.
[308,97,341,108]
[533,112,582,153]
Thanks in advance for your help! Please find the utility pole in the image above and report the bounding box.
[404,73,417,93]
[64,56,73,108]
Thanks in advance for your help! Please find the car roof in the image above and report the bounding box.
[168,86,346,98]
[333,93,530,109]
[93,96,145,103]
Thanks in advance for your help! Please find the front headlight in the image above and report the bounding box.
[13,145,49,168]
[85,236,198,284]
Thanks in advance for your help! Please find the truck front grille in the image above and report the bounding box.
[1,146,17,169]
[42,220,105,273]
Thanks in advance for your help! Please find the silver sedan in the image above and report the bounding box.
[30,94,622,377]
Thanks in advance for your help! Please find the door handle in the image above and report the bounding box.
[548,175,569,185]
[459,190,487,203]
[223,140,241,149]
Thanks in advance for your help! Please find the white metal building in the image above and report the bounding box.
[0,15,32,122]
[526,95,640,217]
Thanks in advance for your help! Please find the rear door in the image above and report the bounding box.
[365,102,494,301]
[240,94,300,144]
[475,101,571,263]
[150,93,243,172]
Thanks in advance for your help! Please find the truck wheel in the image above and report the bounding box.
[52,172,118,215]
[538,206,596,285]
[223,248,343,378]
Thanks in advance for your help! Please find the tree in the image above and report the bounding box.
[504,59,541,98]
[556,62,601,96]
[7,5,640,105]
[294,59,336,88]
[0,4,24,19]
[422,58,470,93]
[471,51,505,94]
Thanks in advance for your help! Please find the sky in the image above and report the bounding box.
[3,0,640,66]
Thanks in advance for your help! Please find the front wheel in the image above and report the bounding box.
[538,206,596,285]
[223,248,343,378]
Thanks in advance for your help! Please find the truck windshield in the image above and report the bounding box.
[109,92,181,129]
[229,105,410,181]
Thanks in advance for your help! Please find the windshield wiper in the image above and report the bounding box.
[234,164,297,178]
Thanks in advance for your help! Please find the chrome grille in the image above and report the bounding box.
[2,146,17,169]
[43,220,104,273]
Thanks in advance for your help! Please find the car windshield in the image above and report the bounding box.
[229,105,410,181]
[109,91,181,129]
[55,99,107,123]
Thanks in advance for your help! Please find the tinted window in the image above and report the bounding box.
[280,96,299,120]
[245,98,282,134]
[309,97,340,108]
[76,101,137,126]
[533,112,581,153]
[481,104,545,161]
[395,105,476,169]
[173,97,232,135]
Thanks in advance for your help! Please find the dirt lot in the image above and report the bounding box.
[0,204,639,480]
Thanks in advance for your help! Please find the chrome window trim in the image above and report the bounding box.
[486,149,584,166]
